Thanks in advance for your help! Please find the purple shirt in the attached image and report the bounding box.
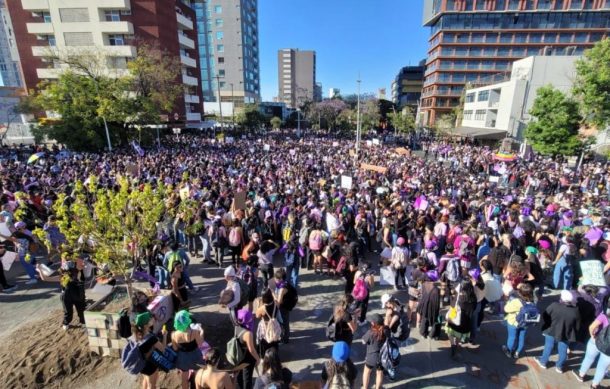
[585,227,603,246]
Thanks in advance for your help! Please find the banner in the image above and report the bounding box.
[360,163,388,174]
[580,260,606,286]
[340,176,353,190]
[263,144,270,151]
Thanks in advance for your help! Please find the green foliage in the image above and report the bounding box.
[270,116,282,129]
[388,107,416,133]
[235,103,265,130]
[435,113,456,134]
[50,176,166,285]
[573,38,610,129]
[525,85,582,155]
[361,100,381,132]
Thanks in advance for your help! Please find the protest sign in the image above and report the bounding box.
[580,260,606,286]
[232,191,247,211]
[179,186,190,201]
[340,175,353,190]
[365,140,373,147]
[289,149,296,156]
[263,144,270,151]
[372,138,380,145]
[489,176,500,183]
[1,251,17,271]
[332,141,339,147]
[225,136,234,144]
[318,179,327,187]
[360,163,388,174]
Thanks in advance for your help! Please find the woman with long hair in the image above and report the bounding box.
[446,280,477,359]
[361,313,388,389]
[235,308,261,389]
[133,311,167,389]
[321,341,357,388]
[195,348,235,389]
[253,348,292,389]
[172,310,204,389]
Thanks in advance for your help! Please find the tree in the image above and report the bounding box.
[388,107,416,134]
[435,113,456,134]
[361,100,381,133]
[311,99,347,131]
[235,103,265,131]
[573,38,610,129]
[525,85,582,155]
[270,116,282,129]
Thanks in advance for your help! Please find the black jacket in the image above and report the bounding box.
[541,302,582,343]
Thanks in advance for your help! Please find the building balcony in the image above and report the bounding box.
[176,12,194,30]
[36,68,61,79]
[180,55,196,68]
[31,46,57,57]
[26,23,54,35]
[99,21,133,34]
[186,112,201,122]
[184,94,200,104]
[178,33,195,49]
[489,101,500,109]
[105,45,137,57]
[182,73,198,86]
[21,0,49,10]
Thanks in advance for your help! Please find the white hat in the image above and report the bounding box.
[560,290,575,304]
[381,293,392,307]
[224,266,236,278]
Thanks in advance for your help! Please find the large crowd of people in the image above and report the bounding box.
[2,131,610,388]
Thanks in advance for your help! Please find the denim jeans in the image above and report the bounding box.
[579,338,610,385]
[553,257,573,290]
[471,301,482,340]
[285,253,300,288]
[199,235,211,261]
[506,323,527,354]
[540,334,569,369]
[19,254,37,280]
[182,268,194,290]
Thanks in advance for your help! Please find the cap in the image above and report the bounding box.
[224,266,236,278]
[174,310,193,332]
[135,311,152,327]
[14,221,26,229]
[425,240,437,250]
[560,290,575,304]
[583,218,594,226]
[468,268,481,280]
[367,313,384,325]
[538,240,551,250]
[237,308,253,328]
[396,237,406,246]
[332,341,350,363]
[381,293,392,307]
[526,246,539,255]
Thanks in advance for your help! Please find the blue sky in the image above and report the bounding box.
[258,0,430,101]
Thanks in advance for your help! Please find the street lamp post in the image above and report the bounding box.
[355,76,361,160]
[215,74,223,128]
[230,82,235,129]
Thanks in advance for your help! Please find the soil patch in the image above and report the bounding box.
[0,310,116,389]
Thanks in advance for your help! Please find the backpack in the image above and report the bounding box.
[445,257,460,282]
[235,278,250,307]
[595,324,610,355]
[263,306,282,343]
[228,227,241,247]
[117,310,132,339]
[226,328,246,366]
[282,225,293,243]
[515,300,540,328]
[380,336,401,370]
[392,310,411,341]
[298,226,310,246]
[281,283,298,311]
[352,275,369,301]
[326,314,338,341]
[121,337,146,375]
[326,361,351,389]
[309,230,323,251]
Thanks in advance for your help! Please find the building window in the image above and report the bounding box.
[465,93,475,103]
[474,110,485,120]
[478,90,489,102]
[214,5,222,13]
[216,31,223,40]
[48,35,56,46]
[219,81,225,88]
[218,69,225,76]
[217,44,224,52]
[108,34,125,46]
[42,12,52,23]
[463,110,473,120]
[215,18,223,27]
[218,57,224,64]
[104,10,121,22]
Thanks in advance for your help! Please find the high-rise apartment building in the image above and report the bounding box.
[392,61,425,111]
[420,0,610,126]
[7,0,203,123]
[194,0,260,106]
[0,0,22,87]
[278,49,316,108]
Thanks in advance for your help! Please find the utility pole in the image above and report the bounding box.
[230,82,235,129]
[215,74,223,128]
[355,75,361,160]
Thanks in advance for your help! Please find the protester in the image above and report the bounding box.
[361,313,388,389]
[417,270,441,339]
[321,341,358,388]
[195,348,235,389]
[235,308,260,389]
[574,311,610,388]
[172,310,204,389]
[222,265,242,325]
[503,283,535,359]
[446,280,477,358]
[133,311,167,389]
[253,348,292,389]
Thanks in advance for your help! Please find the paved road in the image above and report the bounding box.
[1,254,605,389]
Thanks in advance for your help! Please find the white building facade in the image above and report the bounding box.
[460,55,578,140]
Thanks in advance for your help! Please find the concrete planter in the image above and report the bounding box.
[84,286,128,358]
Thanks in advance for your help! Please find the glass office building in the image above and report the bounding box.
[420,0,610,126]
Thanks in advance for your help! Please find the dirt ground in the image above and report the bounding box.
[0,310,117,389]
